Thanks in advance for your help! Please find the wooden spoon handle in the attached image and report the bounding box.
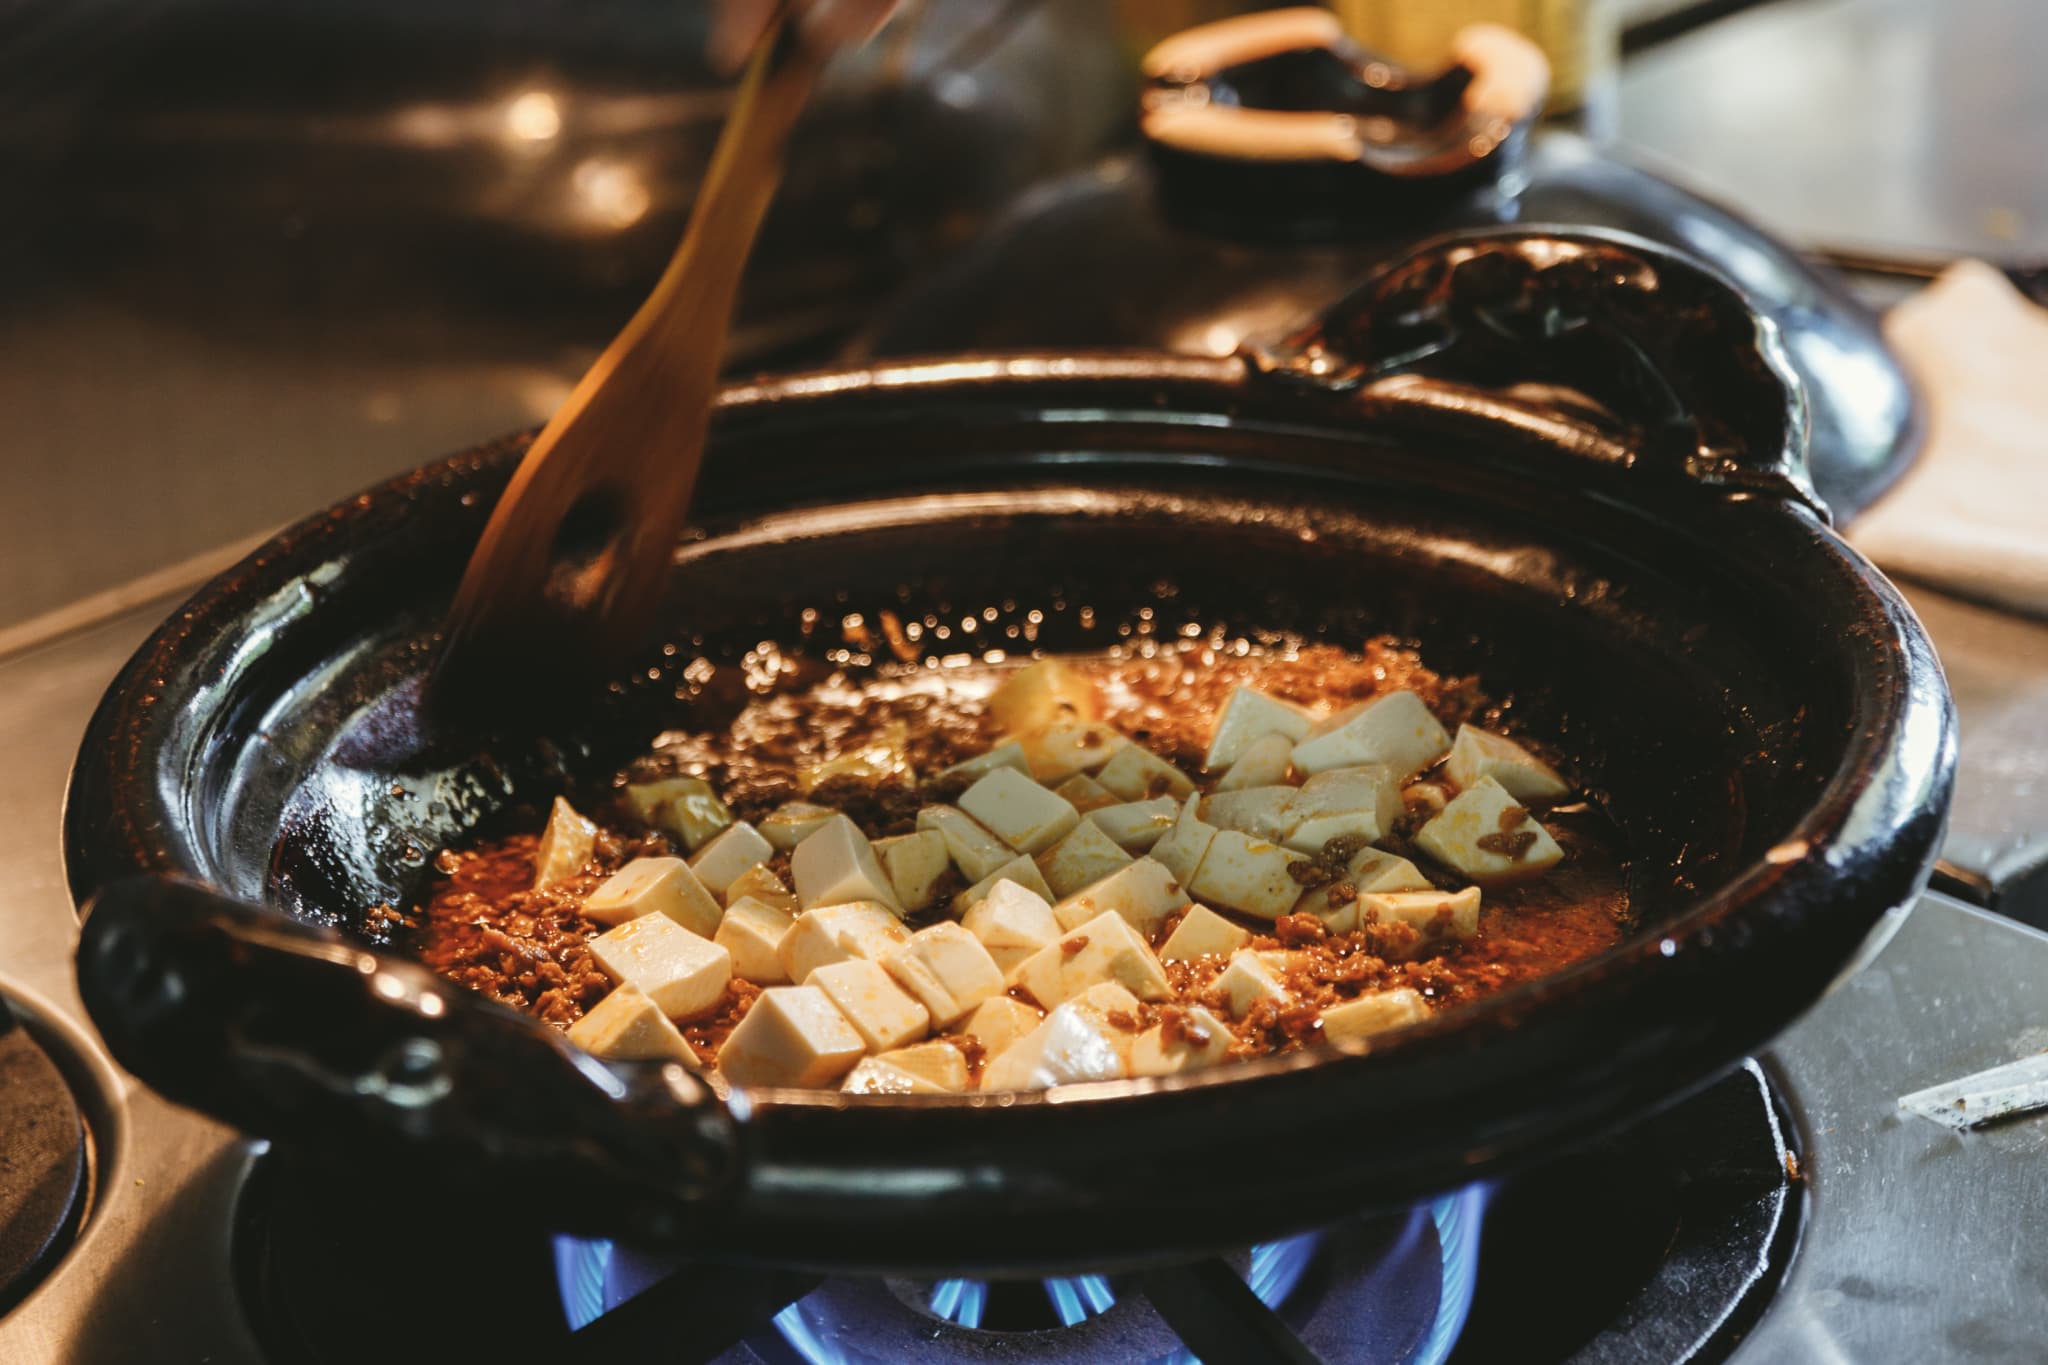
[440,13,826,691]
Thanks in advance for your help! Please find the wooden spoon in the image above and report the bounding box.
[438,11,826,693]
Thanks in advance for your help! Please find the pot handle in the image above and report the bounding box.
[76,876,738,1238]
[1241,227,1826,519]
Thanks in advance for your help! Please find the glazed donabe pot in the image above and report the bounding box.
[68,231,1955,1273]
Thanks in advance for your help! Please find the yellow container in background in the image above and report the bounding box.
[1332,1,1612,112]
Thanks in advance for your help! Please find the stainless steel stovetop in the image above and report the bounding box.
[2,583,2047,1363]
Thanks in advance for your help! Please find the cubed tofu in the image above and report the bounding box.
[588,914,733,1021]
[582,855,724,937]
[1201,786,1299,842]
[565,984,695,1062]
[1295,848,1433,931]
[1087,797,1179,853]
[714,896,795,985]
[1319,988,1427,1044]
[1445,725,1570,800]
[883,922,1006,1027]
[917,805,1015,882]
[1158,904,1252,961]
[1036,819,1135,899]
[980,1003,1129,1092]
[958,767,1081,855]
[841,1056,946,1094]
[1205,687,1315,771]
[1187,830,1302,920]
[811,958,932,1052]
[1404,781,1451,821]
[726,863,799,914]
[760,801,839,852]
[1011,910,1172,1007]
[1016,720,1130,784]
[959,996,1043,1058]
[1049,857,1190,935]
[1068,981,1145,1067]
[1281,766,1403,854]
[1414,776,1564,884]
[799,724,917,793]
[625,777,733,851]
[988,658,1100,734]
[791,815,904,913]
[876,1040,969,1092]
[1131,1004,1235,1077]
[961,878,1062,975]
[717,985,866,1087]
[533,796,597,888]
[1359,886,1482,959]
[1214,732,1295,791]
[953,854,1056,915]
[778,903,912,984]
[1151,800,1219,883]
[689,821,774,896]
[938,741,1032,784]
[1290,690,1451,779]
[1215,950,1290,1018]
[1094,745,1197,802]
[1052,773,1120,813]
[871,830,951,912]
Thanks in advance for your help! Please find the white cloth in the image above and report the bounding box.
[1850,260,2048,616]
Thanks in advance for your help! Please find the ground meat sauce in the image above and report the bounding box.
[408,641,1631,1078]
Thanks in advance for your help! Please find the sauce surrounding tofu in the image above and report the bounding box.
[403,639,1631,1089]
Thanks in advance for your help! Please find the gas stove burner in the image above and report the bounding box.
[0,997,91,1315]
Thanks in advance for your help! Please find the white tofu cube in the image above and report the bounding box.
[1320,988,1427,1044]
[1281,767,1403,855]
[961,878,1062,975]
[1011,910,1172,1008]
[1036,819,1135,899]
[799,726,917,793]
[791,815,904,914]
[716,985,866,1087]
[1068,981,1145,1068]
[625,777,732,851]
[714,896,795,985]
[778,903,912,984]
[1205,687,1315,771]
[1295,848,1432,931]
[726,863,799,914]
[565,984,695,1062]
[1052,772,1119,813]
[1016,720,1130,784]
[582,856,724,938]
[959,996,1043,1058]
[1445,725,1570,800]
[1414,776,1564,884]
[1360,886,1482,959]
[882,922,1006,1027]
[1094,745,1197,803]
[870,830,951,912]
[988,658,1100,734]
[811,958,931,1052]
[1405,781,1452,821]
[953,854,1056,915]
[1215,950,1290,1018]
[1290,690,1451,779]
[1049,857,1190,936]
[938,741,1032,784]
[958,767,1080,855]
[689,821,773,896]
[876,1040,970,1092]
[1187,830,1302,920]
[1214,732,1295,791]
[1131,1005,1235,1077]
[1087,797,1179,853]
[1158,904,1252,961]
[980,1003,1129,1092]
[534,796,597,888]
[1201,786,1300,843]
[760,801,839,852]
[841,1056,944,1094]
[917,805,1015,882]
[588,914,733,1021]
[1150,800,1219,883]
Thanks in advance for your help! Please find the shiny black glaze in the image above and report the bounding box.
[68,232,1953,1273]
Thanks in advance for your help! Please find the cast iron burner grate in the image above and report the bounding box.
[0,998,91,1316]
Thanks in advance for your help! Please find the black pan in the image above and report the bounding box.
[67,230,1954,1273]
